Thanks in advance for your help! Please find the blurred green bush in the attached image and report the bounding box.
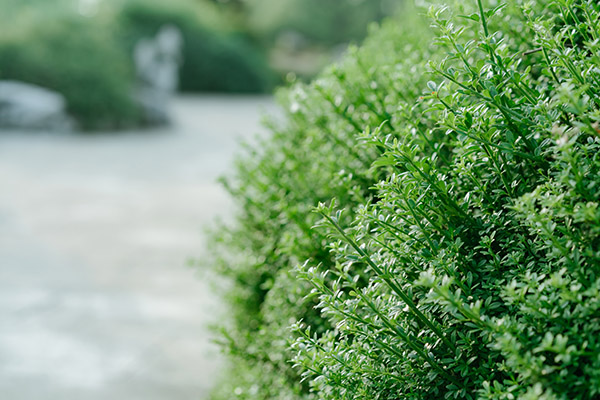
[207,0,600,399]
[0,2,138,129]
[117,0,274,93]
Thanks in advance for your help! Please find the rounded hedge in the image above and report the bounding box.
[208,0,600,399]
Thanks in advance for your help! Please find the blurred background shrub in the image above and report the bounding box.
[0,0,138,129]
[116,0,274,93]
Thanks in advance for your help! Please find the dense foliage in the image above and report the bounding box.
[208,0,600,399]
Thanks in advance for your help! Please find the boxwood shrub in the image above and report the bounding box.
[208,0,600,399]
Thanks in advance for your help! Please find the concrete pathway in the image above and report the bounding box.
[0,95,277,399]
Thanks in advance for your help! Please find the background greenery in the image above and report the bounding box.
[0,0,138,129]
[215,0,401,78]
[0,0,397,129]
[242,0,398,46]
[207,0,600,399]
[116,0,273,93]
[0,0,271,128]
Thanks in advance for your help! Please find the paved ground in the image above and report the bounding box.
[0,95,278,399]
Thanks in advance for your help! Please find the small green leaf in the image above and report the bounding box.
[372,155,397,168]
[465,112,473,129]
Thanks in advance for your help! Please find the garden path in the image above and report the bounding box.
[0,95,277,400]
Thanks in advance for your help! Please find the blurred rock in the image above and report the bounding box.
[0,81,74,131]
[134,25,183,126]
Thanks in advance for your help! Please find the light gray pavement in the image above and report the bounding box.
[0,95,278,399]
